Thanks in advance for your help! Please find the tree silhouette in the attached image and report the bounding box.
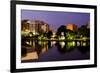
[47,30,53,38]
[78,25,90,37]
[56,25,67,36]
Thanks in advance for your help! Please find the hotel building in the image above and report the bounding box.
[21,19,49,35]
[66,24,77,31]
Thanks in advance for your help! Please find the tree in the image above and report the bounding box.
[78,25,90,37]
[66,29,76,39]
[47,30,53,38]
[56,25,67,37]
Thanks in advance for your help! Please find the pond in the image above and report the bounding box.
[21,40,90,63]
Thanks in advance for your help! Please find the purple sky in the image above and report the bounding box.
[21,10,90,32]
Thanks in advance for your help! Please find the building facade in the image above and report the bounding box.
[21,20,30,32]
[21,19,49,36]
[31,20,49,34]
[66,24,77,31]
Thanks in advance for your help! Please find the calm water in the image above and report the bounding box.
[21,40,90,62]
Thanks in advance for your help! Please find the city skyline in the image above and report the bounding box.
[21,10,90,32]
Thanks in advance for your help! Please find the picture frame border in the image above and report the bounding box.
[10,0,97,72]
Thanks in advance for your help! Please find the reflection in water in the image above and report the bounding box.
[78,46,90,54]
[57,41,76,54]
[51,41,56,47]
[77,41,80,46]
[59,41,65,48]
[22,47,27,57]
[21,39,90,62]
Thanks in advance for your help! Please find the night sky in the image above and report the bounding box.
[21,10,90,32]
